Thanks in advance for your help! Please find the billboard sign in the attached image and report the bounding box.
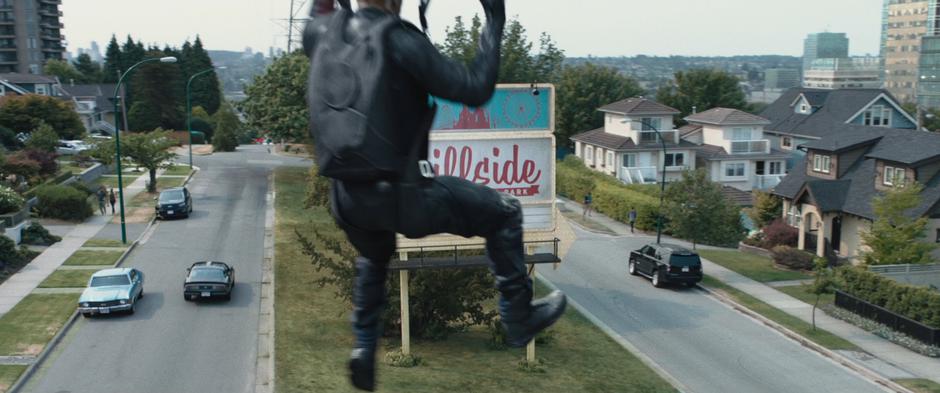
[431,86,553,132]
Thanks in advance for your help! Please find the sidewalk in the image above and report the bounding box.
[558,197,940,385]
[0,172,155,317]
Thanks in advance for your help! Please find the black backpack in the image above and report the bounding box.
[307,3,405,181]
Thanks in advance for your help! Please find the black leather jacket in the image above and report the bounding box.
[303,1,505,163]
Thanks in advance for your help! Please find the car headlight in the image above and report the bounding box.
[119,299,127,305]
[82,302,89,307]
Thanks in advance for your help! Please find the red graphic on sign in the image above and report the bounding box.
[451,107,492,130]
[431,144,543,197]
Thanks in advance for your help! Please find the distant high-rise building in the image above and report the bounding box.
[881,0,940,103]
[89,40,101,63]
[918,36,940,108]
[803,57,882,89]
[803,33,849,73]
[764,69,801,90]
[0,0,66,74]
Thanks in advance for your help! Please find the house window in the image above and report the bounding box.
[781,136,793,150]
[640,117,662,131]
[606,151,614,168]
[812,154,831,174]
[863,105,892,127]
[34,84,47,95]
[723,162,746,179]
[622,153,636,168]
[787,205,802,227]
[584,146,594,165]
[768,161,784,175]
[800,104,809,113]
[664,152,685,167]
[731,128,751,141]
[883,165,906,186]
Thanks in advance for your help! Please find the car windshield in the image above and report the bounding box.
[90,275,130,287]
[159,190,184,203]
[190,268,226,282]
[669,254,701,267]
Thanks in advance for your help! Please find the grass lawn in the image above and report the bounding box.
[701,275,859,351]
[776,284,834,308]
[156,176,187,189]
[90,173,142,190]
[897,379,940,393]
[0,365,26,393]
[82,238,127,248]
[162,165,193,177]
[63,250,124,266]
[0,294,78,356]
[274,167,677,393]
[38,269,96,288]
[58,163,85,176]
[698,250,811,283]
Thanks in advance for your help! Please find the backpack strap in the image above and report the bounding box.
[338,0,352,10]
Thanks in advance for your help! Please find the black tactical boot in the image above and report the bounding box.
[349,257,386,392]
[349,347,376,391]
[503,290,567,348]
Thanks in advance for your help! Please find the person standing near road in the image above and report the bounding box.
[582,192,593,218]
[108,188,117,215]
[304,0,567,390]
[96,186,107,215]
[629,207,637,233]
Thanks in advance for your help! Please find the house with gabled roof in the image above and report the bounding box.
[570,98,701,184]
[759,88,918,167]
[0,73,61,97]
[57,83,119,135]
[772,126,940,261]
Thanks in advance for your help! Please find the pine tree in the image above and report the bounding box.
[72,53,103,83]
[189,36,221,114]
[129,49,184,131]
[103,35,122,83]
[861,183,938,265]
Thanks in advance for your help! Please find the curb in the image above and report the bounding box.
[535,272,691,393]
[698,283,913,393]
[7,167,198,393]
[254,172,277,393]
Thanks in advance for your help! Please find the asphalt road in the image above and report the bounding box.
[538,226,888,393]
[23,146,309,393]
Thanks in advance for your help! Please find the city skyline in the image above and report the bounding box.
[62,0,883,58]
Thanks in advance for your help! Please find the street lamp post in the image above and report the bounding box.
[112,56,178,244]
[622,118,669,244]
[186,66,226,168]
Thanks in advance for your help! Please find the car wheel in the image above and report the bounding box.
[184,294,190,301]
[138,289,144,299]
[223,293,231,301]
[628,260,638,276]
[128,302,136,315]
[685,282,698,288]
[652,270,665,288]
[82,312,92,318]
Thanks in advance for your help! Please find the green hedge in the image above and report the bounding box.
[556,157,661,231]
[34,185,93,222]
[836,267,940,329]
[22,171,76,199]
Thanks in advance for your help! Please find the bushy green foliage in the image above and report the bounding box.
[837,267,940,329]
[747,190,783,229]
[556,156,661,231]
[121,129,178,192]
[656,68,749,123]
[0,94,85,140]
[23,149,58,178]
[242,52,310,142]
[211,103,241,152]
[861,183,937,265]
[0,235,25,267]
[304,165,330,208]
[25,122,59,153]
[189,118,214,142]
[664,169,745,247]
[0,185,24,214]
[555,63,644,147]
[0,125,20,150]
[1,152,40,182]
[86,138,116,166]
[21,222,61,246]
[34,184,93,221]
[770,246,815,270]
[127,101,163,132]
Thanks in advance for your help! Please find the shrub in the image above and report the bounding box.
[761,219,798,249]
[23,149,58,177]
[0,185,24,214]
[836,267,940,329]
[25,122,59,153]
[190,118,215,142]
[304,164,331,208]
[2,152,40,181]
[557,156,661,231]
[0,125,20,150]
[34,184,93,221]
[21,221,61,246]
[0,235,31,268]
[770,245,815,270]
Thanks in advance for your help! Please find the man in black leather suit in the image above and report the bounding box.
[304,0,567,391]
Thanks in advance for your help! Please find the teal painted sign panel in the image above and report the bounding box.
[431,86,552,132]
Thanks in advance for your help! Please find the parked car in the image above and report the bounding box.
[183,261,235,301]
[155,186,193,219]
[78,268,145,317]
[56,140,90,155]
[628,243,703,288]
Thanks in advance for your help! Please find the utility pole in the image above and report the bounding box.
[287,0,296,53]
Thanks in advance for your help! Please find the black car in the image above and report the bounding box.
[628,243,703,288]
[156,187,192,219]
[183,261,235,301]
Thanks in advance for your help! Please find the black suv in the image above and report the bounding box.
[629,243,703,288]
[156,187,193,219]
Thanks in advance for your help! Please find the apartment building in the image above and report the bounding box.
[0,0,65,74]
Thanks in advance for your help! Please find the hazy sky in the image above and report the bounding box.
[63,0,884,57]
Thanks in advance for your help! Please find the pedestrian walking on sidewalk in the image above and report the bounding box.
[96,186,107,215]
[109,188,117,215]
[582,192,593,218]
[628,207,637,233]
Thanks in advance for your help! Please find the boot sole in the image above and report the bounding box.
[349,357,376,391]
[505,296,567,348]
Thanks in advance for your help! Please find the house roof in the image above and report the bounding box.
[0,73,58,85]
[679,124,703,137]
[801,126,940,165]
[571,128,701,151]
[759,88,912,139]
[598,98,680,116]
[773,128,940,220]
[684,108,771,126]
[58,84,119,113]
[721,186,754,207]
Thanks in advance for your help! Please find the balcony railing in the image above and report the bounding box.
[638,130,678,145]
[730,140,770,154]
[756,174,784,190]
[620,166,658,185]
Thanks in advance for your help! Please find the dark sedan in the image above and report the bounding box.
[156,187,192,219]
[183,261,235,301]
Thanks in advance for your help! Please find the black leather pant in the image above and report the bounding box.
[331,176,530,350]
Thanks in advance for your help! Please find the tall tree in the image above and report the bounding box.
[0,95,84,139]
[212,102,241,152]
[664,169,745,248]
[657,68,748,121]
[103,35,122,83]
[72,53,103,84]
[498,19,534,83]
[121,129,178,193]
[861,183,937,265]
[241,52,309,142]
[43,60,84,85]
[747,190,783,229]
[128,49,184,131]
[555,63,644,147]
[187,36,222,115]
